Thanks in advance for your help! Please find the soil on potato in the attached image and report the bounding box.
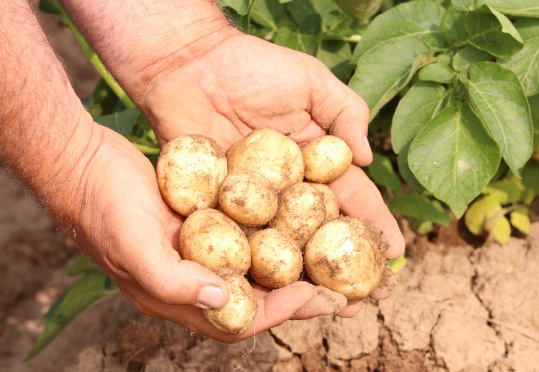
[2,10,539,372]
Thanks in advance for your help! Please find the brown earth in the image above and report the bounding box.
[2,9,539,372]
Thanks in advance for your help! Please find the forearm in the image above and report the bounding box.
[0,0,100,230]
[59,0,236,103]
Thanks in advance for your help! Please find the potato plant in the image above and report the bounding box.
[28,0,538,359]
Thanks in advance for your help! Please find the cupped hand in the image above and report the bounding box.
[134,33,405,321]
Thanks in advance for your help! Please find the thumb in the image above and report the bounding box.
[120,242,230,309]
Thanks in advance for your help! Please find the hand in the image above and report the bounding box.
[134,33,405,321]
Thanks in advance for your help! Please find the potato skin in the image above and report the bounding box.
[226,128,304,191]
[304,217,387,300]
[307,182,340,223]
[302,135,352,183]
[249,228,303,289]
[157,135,227,216]
[179,209,250,273]
[202,268,257,335]
[219,171,278,226]
[269,183,326,250]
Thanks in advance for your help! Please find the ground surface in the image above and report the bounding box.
[2,9,539,372]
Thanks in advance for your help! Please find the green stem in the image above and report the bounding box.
[58,9,135,109]
[131,142,161,155]
[322,35,362,43]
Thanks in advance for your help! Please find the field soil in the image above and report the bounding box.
[2,9,539,372]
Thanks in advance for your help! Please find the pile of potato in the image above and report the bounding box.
[156,129,387,335]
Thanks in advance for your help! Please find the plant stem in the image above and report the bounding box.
[58,8,135,109]
[322,35,362,43]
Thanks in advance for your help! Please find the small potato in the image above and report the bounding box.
[157,135,227,216]
[307,182,340,223]
[304,217,387,300]
[202,268,257,335]
[269,183,326,250]
[179,209,250,273]
[226,128,304,191]
[249,228,303,289]
[302,135,352,183]
[219,171,278,226]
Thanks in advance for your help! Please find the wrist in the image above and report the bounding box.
[59,0,239,104]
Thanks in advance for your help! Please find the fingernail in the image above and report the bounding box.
[197,286,226,309]
[364,136,371,152]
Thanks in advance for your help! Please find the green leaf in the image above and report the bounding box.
[464,62,533,176]
[464,195,502,235]
[336,0,383,23]
[486,6,524,44]
[408,104,501,218]
[530,94,539,159]
[487,214,511,244]
[388,193,452,225]
[510,206,531,235]
[436,54,452,65]
[522,160,539,194]
[418,63,456,83]
[286,0,343,31]
[25,272,118,360]
[349,37,434,121]
[397,146,425,193]
[392,82,448,154]
[64,255,101,276]
[316,40,353,82]
[274,14,322,55]
[219,0,250,15]
[483,176,525,204]
[93,107,140,136]
[388,254,407,277]
[279,0,294,3]
[410,218,434,235]
[451,0,483,12]
[440,9,523,59]
[352,0,446,64]
[483,0,539,18]
[499,18,539,97]
[452,46,492,71]
[39,0,61,14]
[250,0,286,31]
[367,153,402,194]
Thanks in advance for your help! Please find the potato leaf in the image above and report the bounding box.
[367,153,402,194]
[220,0,250,15]
[510,207,531,235]
[482,0,539,18]
[273,14,322,55]
[351,0,446,63]
[286,0,343,31]
[250,0,286,31]
[452,46,492,72]
[409,104,501,218]
[25,272,118,360]
[499,18,539,97]
[64,254,101,276]
[388,254,407,279]
[316,40,353,83]
[482,176,525,205]
[418,63,456,83]
[93,107,140,136]
[464,195,502,235]
[463,62,533,176]
[486,215,511,244]
[349,37,434,121]
[388,193,452,226]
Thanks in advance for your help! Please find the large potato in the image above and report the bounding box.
[269,183,326,250]
[202,268,257,335]
[249,228,303,289]
[304,217,387,300]
[157,135,227,216]
[226,128,304,191]
[179,209,250,273]
[219,171,278,226]
[302,135,352,183]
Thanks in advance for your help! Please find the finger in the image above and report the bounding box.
[330,165,405,260]
[336,300,363,318]
[114,240,229,309]
[369,265,399,301]
[305,56,372,166]
[292,286,347,320]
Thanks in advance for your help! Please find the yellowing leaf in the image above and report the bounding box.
[510,207,531,234]
[464,195,502,235]
[486,215,511,245]
[482,176,525,205]
[388,254,407,279]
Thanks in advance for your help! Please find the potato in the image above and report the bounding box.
[269,183,326,250]
[179,209,250,273]
[307,182,340,223]
[219,171,278,226]
[304,217,387,300]
[249,228,303,289]
[202,268,257,335]
[157,135,227,216]
[302,135,352,183]
[226,128,304,191]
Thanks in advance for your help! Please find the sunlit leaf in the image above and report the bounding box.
[464,195,502,235]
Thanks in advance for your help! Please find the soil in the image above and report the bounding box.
[2,9,539,372]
